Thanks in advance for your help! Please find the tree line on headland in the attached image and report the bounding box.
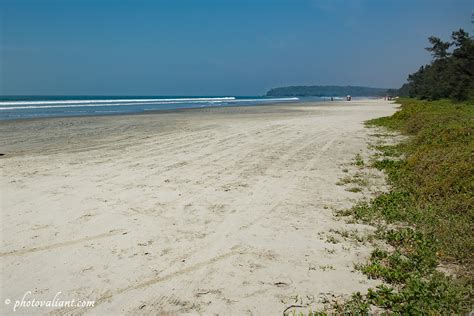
[266,85,388,97]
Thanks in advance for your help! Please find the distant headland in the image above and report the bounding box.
[266,85,392,97]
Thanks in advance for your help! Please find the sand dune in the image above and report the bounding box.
[0,100,397,314]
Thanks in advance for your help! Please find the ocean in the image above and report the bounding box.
[0,96,318,121]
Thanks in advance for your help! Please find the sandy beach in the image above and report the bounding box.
[0,100,397,314]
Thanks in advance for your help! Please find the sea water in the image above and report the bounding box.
[0,96,314,121]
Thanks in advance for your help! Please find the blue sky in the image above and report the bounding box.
[0,0,472,96]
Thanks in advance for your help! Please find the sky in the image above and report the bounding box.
[0,0,472,96]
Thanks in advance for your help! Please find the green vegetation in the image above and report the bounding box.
[331,98,473,314]
[346,187,362,193]
[336,174,368,187]
[266,85,390,97]
[353,153,365,167]
[325,225,472,314]
[397,29,473,101]
[325,235,340,244]
[366,98,473,266]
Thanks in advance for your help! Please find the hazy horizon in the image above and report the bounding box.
[1,0,472,96]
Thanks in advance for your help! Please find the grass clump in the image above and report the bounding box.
[346,187,362,193]
[325,235,340,244]
[353,153,365,167]
[373,144,402,158]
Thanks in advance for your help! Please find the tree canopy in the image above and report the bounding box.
[399,29,474,101]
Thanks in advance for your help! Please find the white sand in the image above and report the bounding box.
[0,100,397,314]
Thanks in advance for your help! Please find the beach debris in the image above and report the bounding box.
[138,240,153,246]
[274,281,290,287]
[283,305,305,315]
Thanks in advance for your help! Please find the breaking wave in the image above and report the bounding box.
[0,97,298,110]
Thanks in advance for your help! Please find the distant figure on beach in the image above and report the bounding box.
[331,97,334,101]
[346,95,352,101]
